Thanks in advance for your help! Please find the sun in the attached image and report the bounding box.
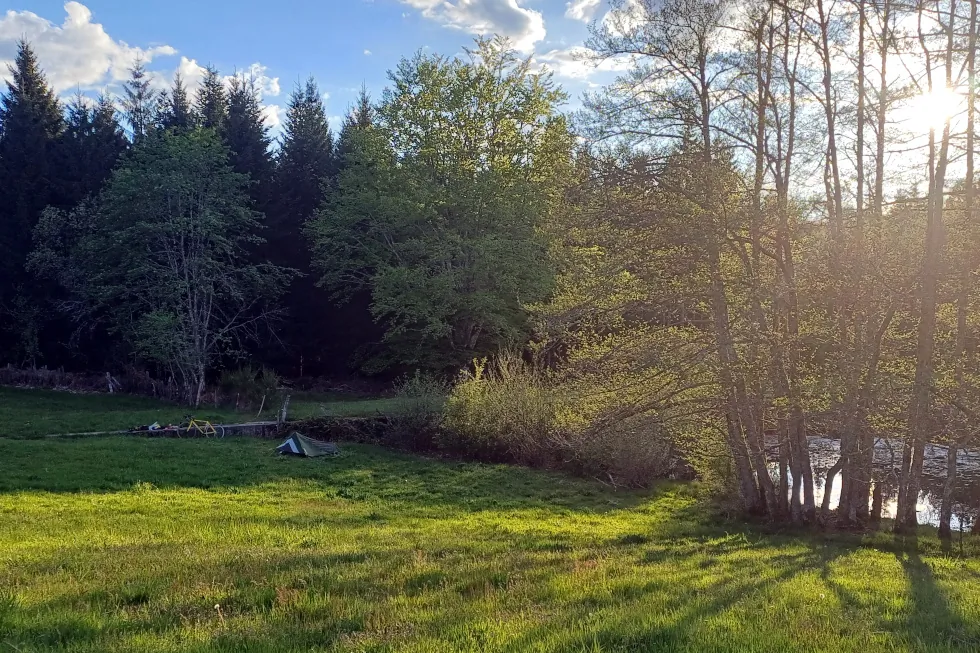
[905,86,964,133]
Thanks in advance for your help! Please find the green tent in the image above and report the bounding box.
[276,433,339,457]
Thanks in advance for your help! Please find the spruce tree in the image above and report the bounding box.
[225,73,273,203]
[336,85,373,160]
[58,93,95,207]
[56,94,129,205]
[197,65,228,133]
[320,84,383,372]
[121,58,157,141]
[276,77,334,211]
[157,71,195,132]
[269,77,335,376]
[0,41,64,363]
[56,93,126,208]
[90,94,129,177]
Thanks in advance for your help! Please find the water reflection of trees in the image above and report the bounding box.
[788,438,980,530]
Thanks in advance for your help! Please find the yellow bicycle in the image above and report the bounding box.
[183,416,225,438]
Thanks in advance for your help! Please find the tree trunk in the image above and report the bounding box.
[708,246,774,515]
[725,404,763,513]
[774,3,815,521]
[844,0,872,525]
[778,422,790,517]
[871,481,883,525]
[939,442,957,540]
[962,0,978,540]
[897,1,955,533]
[822,457,844,519]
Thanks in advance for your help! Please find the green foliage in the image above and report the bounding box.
[268,77,336,374]
[57,93,128,209]
[219,366,282,409]
[225,73,273,205]
[335,85,373,160]
[196,65,228,132]
[30,129,291,405]
[274,76,334,219]
[310,37,569,372]
[156,70,196,132]
[121,58,157,141]
[386,371,448,448]
[443,349,682,486]
[443,354,558,463]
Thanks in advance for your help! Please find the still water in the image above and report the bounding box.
[774,437,980,529]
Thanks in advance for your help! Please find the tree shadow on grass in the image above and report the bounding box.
[893,540,980,650]
[500,529,980,653]
[814,533,980,652]
[8,507,976,653]
[498,535,848,653]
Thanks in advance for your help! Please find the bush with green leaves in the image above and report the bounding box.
[219,366,281,410]
[442,352,681,486]
[385,372,447,449]
[442,354,558,464]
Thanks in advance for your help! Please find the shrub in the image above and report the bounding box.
[560,416,678,487]
[442,352,680,486]
[442,354,560,464]
[219,366,281,410]
[386,371,447,449]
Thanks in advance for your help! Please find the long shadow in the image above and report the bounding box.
[501,533,847,652]
[893,541,980,650]
[815,532,980,652]
[0,436,655,514]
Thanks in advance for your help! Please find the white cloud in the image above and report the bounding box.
[261,104,284,129]
[565,0,602,23]
[177,56,207,90]
[0,2,283,111]
[364,49,373,56]
[400,0,546,52]
[234,62,280,100]
[601,0,644,38]
[535,46,630,80]
[0,2,176,92]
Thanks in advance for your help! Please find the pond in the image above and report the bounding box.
[775,437,980,529]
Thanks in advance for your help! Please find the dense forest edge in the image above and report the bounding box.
[4,0,980,540]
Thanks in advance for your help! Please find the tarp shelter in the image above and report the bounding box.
[276,433,339,457]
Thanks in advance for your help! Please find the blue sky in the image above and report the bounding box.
[1,1,616,134]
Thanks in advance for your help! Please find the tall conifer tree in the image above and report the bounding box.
[121,58,157,141]
[197,65,228,133]
[57,93,127,208]
[270,77,335,375]
[336,85,373,160]
[157,71,195,132]
[0,41,64,363]
[90,94,129,175]
[225,73,273,205]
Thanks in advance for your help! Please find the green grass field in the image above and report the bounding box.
[0,387,402,438]
[2,390,980,651]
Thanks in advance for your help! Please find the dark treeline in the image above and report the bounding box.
[4,0,980,537]
[0,42,384,383]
